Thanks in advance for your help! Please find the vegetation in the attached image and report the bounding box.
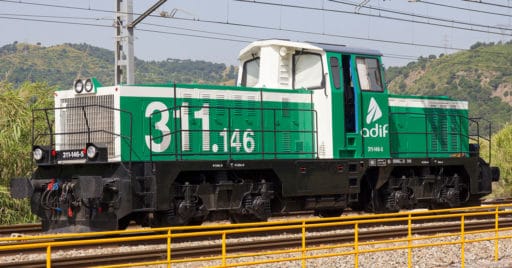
[0,185,36,225]
[0,42,237,90]
[386,40,512,134]
[480,124,512,198]
[0,81,53,224]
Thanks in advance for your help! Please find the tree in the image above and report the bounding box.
[0,81,54,224]
[481,123,512,197]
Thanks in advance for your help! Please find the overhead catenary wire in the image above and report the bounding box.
[328,0,512,33]
[417,0,512,18]
[0,0,470,52]
[4,0,511,37]
[459,0,512,9]
[1,0,510,62]
[0,14,424,62]
[235,0,512,36]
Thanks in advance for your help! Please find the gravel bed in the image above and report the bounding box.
[2,218,512,267]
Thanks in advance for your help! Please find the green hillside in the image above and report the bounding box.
[0,42,237,90]
[386,41,512,134]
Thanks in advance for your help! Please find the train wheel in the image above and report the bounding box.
[368,183,394,213]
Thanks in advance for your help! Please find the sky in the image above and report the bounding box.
[1,0,512,68]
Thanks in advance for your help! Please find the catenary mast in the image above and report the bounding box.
[115,0,167,85]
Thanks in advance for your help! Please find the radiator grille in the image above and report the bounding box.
[58,95,116,158]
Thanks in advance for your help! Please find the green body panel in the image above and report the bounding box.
[358,91,390,158]
[120,86,315,162]
[389,96,469,158]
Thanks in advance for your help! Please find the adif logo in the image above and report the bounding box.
[362,97,388,138]
[366,97,382,124]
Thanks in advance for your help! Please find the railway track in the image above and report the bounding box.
[0,224,41,236]
[2,199,511,236]
[3,215,512,267]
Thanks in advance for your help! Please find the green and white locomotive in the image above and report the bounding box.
[11,40,499,232]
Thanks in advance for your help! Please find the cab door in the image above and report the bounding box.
[353,56,390,158]
[327,52,358,158]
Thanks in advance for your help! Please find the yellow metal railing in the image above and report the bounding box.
[1,204,512,268]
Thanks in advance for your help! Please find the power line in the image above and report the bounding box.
[0,14,437,63]
[0,13,112,21]
[329,0,512,33]
[2,0,498,51]
[237,0,512,36]
[0,15,252,44]
[137,27,250,44]
[417,0,512,18]
[0,15,112,28]
[0,0,467,52]
[2,0,509,62]
[7,0,510,36]
[162,13,467,51]
[142,22,255,42]
[460,0,512,9]
[0,0,112,14]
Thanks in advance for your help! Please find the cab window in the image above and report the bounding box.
[293,53,323,89]
[241,57,260,87]
[356,57,383,92]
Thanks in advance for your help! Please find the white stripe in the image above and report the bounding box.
[120,86,312,103]
[120,86,174,98]
[388,97,468,110]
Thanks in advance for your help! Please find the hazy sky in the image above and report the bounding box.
[1,0,512,67]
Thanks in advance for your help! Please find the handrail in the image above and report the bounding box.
[32,104,134,167]
[2,204,512,268]
[469,117,492,164]
[388,111,490,159]
[149,104,318,161]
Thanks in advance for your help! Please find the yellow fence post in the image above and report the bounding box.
[46,244,51,268]
[495,206,499,261]
[302,220,306,268]
[167,229,172,268]
[408,213,412,268]
[354,222,359,268]
[222,232,227,267]
[461,215,465,268]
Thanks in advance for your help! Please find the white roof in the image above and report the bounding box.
[238,39,324,59]
[239,39,382,59]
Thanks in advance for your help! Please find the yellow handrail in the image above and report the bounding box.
[1,204,512,268]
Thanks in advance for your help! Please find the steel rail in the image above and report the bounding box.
[1,200,510,236]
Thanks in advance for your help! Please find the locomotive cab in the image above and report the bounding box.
[237,40,391,159]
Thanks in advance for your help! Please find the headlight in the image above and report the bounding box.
[33,147,44,161]
[86,145,98,159]
[74,79,84,93]
[84,79,94,92]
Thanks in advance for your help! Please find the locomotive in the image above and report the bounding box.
[10,39,500,232]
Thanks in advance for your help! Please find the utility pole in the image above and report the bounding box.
[115,0,167,85]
